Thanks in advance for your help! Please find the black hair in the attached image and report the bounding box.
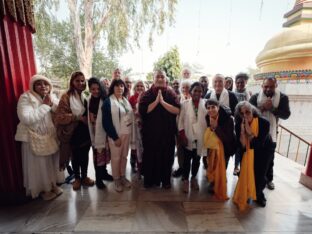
[67,71,85,95]
[88,77,107,100]
[235,73,249,82]
[190,81,204,93]
[262,77,277,83]
[205,98,220,108]
[108,79,128,97]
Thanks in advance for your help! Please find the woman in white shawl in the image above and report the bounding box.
[15,74,64,200]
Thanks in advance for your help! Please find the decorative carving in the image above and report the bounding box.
[24,0,35,32]
[1,0,35,32]
[15,0,26,25]
[5,0,17,21]
[254,70,312,81]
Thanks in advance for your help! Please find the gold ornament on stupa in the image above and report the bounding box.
[255,0,312,80]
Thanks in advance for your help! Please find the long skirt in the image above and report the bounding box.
[22,142,64,198]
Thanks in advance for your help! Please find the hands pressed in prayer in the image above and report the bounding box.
[43,94,53,107]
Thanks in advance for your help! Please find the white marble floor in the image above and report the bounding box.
[0,154,312,233]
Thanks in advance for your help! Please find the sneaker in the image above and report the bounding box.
[115,179,123,192]
[183,180,189,193]
[191,177,199,191]
[120,176,131,188]
[267,181,275,190]
[82,177,95,187]
[172,168,183,177]
[41,191,57,201]
[72,179,81,191]
[51,186,63,196]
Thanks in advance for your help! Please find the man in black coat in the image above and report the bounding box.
[249,77,291,190]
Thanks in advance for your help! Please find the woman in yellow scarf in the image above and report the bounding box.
[233,101,273,210]
[204,99,236,200]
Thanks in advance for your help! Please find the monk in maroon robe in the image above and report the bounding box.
[139,70,180,188]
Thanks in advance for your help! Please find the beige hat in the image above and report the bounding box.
[29,74,53,93]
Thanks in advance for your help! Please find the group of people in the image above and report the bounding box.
[15,67,290,211]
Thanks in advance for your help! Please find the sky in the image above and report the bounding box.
[119,0,296,78]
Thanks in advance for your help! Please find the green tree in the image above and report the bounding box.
[34,0,178,79]
[34,2,119,85]
[146,72,154,81]
[154,46,182,82]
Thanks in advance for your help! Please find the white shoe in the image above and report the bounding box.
[51,186,63,196]
[115,179,123,192]
[120,176,132,188]
[41,191,57,201]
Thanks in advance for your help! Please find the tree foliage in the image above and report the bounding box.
[33,0,118,85]
[34,0,177,79]
[154,46,182,82]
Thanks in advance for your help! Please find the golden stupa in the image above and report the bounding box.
[255,0,312,80]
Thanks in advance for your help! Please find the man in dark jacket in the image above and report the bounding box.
[249,77,291,190]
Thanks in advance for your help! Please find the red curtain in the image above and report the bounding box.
[0,15,36,198]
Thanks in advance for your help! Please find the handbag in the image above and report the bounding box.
[28,128,59,156]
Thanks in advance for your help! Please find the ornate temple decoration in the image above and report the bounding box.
[255,0,312,81]
[0,0,35,32]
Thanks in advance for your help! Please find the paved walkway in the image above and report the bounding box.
[0,154,311,233]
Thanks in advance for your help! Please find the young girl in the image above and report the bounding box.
[178,82,207,193]
[87,77,113,189]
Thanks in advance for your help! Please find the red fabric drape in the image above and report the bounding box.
[0,15,36,196]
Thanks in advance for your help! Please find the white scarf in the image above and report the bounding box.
[257,90,280,142]
[110,95,133,135]
[70,91,85,117]
[210,88,230,108]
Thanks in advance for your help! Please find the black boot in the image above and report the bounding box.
[102,165,113,181]
[95,166,105,189]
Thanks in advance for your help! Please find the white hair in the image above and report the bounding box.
[212,74,225,83]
